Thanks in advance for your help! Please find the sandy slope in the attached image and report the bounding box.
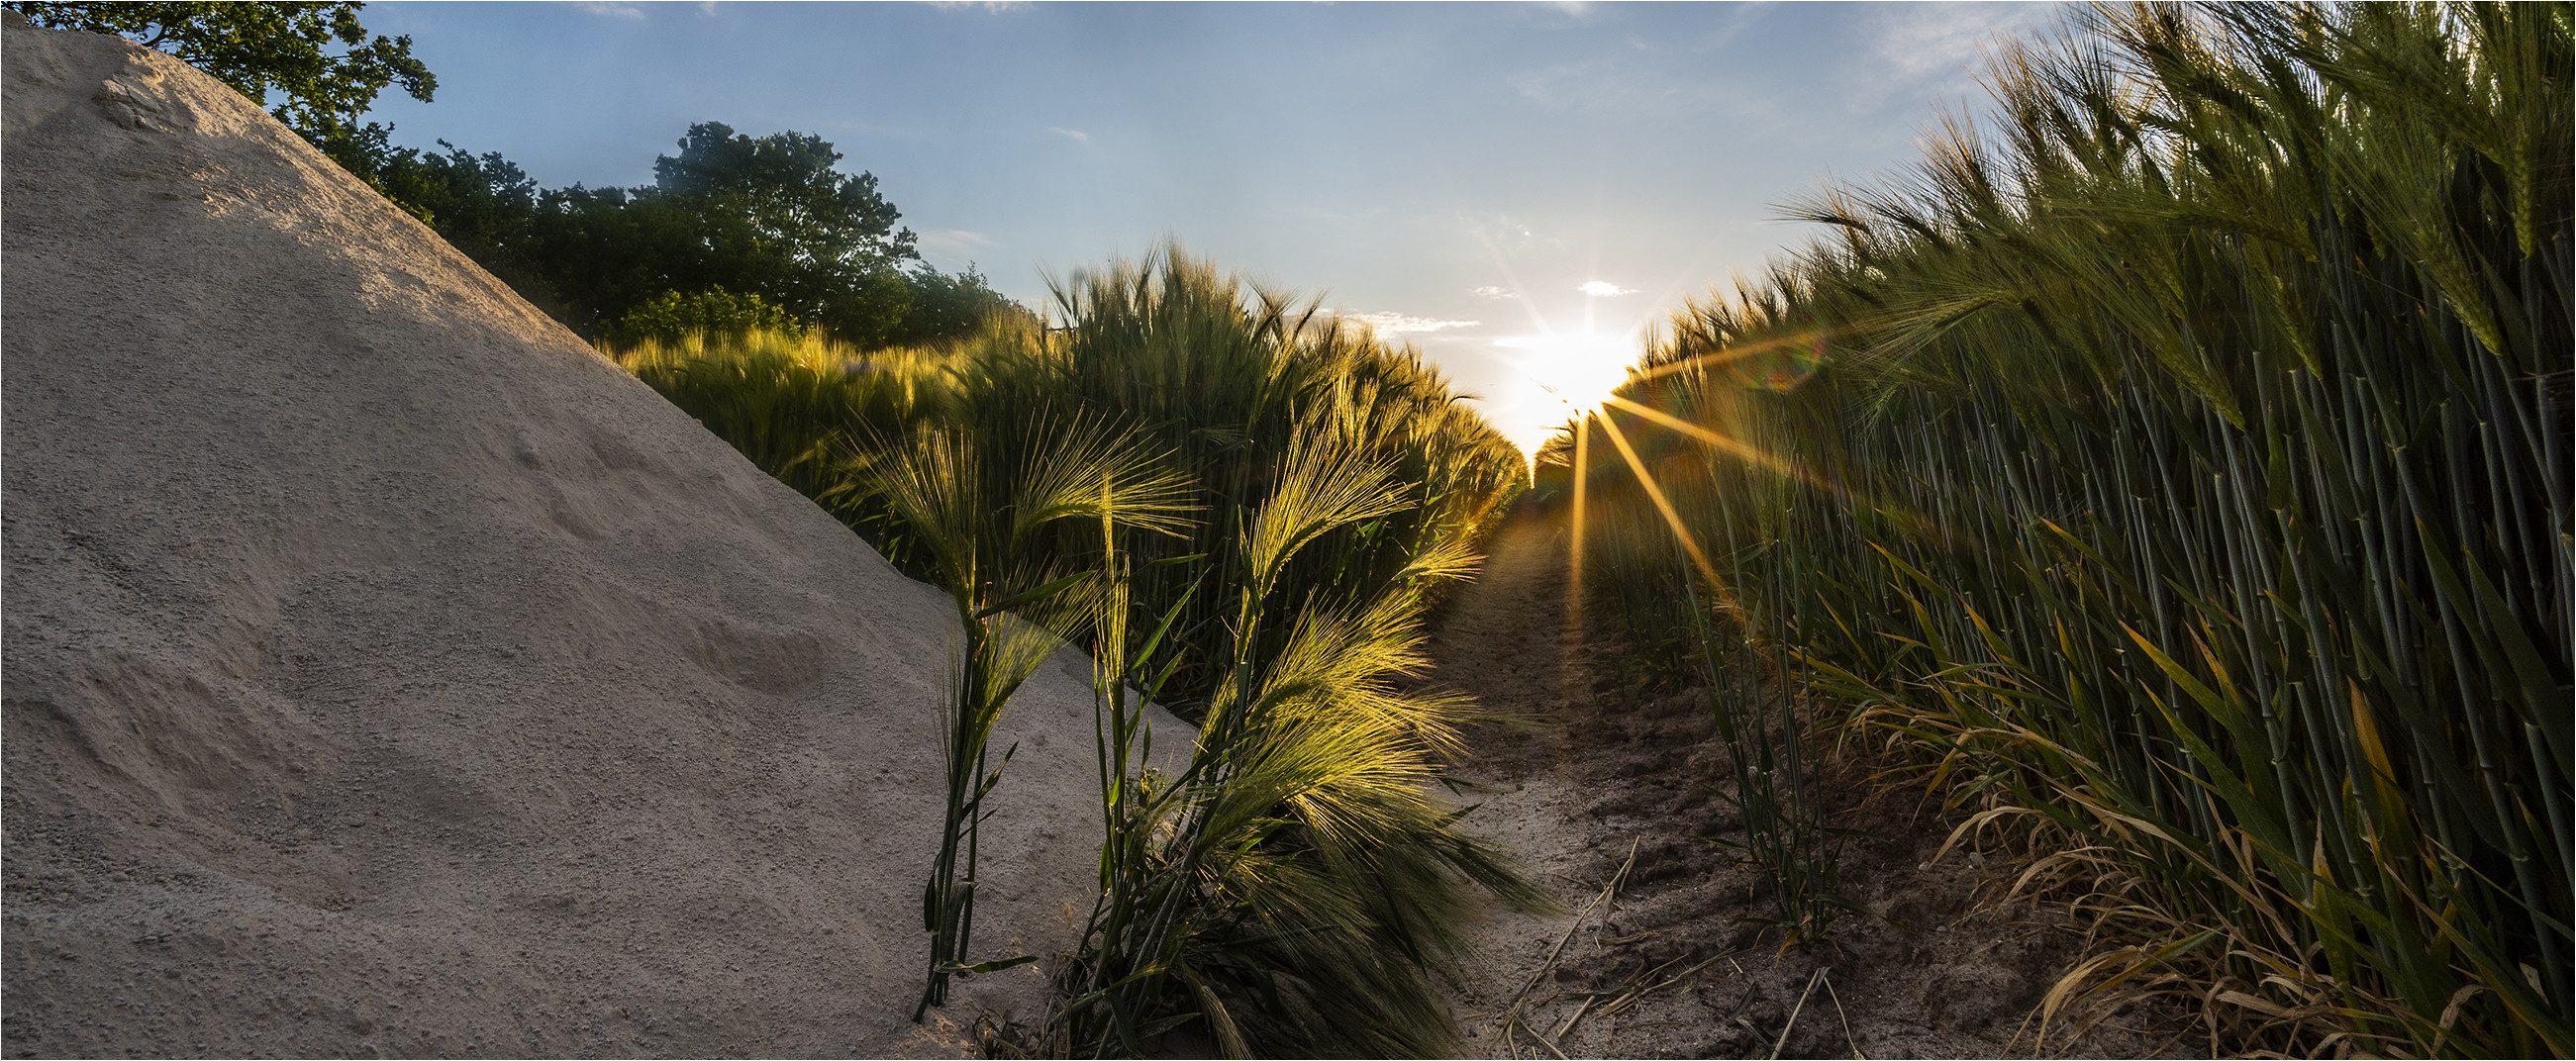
[1,19,1162,1057]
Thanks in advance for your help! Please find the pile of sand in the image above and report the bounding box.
[2,19,1153,1056]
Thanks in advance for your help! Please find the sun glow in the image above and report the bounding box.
[1467,274,1651,456]
[1497,330,1637,422]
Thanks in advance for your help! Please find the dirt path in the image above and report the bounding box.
[1424,503,2188,1059]
[1420,502,1588,781]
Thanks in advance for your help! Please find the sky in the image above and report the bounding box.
[359,1,2065,454]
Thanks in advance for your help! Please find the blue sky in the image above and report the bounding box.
[361,1,2062,452]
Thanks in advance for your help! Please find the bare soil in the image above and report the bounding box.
[1423,503,2194,1059]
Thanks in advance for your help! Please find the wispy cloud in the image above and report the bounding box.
[1577,281,1635,297]
[569,1,645,17]
[1472,285,1517,300]
[1047,127,1091,144]
[1869,3,2058,82]
[1462,211,1557,259]
[916,229,993,261]
[1504,7,1780,118]
[1339,311,1480,335]
[928,0,1035,9]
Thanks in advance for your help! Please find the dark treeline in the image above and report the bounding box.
[330,121,1020,348]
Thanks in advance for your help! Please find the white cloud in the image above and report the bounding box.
[916,229,993,262]
[1577,281,1635,298]
[929,0,1035,9]
[1472,285,1517,300]
[1047,127,1091,144]
[569,1,645,17]
[1870,3,2057,81]
[1340,312,1480,335]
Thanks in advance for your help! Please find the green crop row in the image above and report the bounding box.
[1554,4,2569,1056]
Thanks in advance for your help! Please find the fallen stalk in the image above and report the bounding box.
[1771,967,1827,1060]
[1503,838,1639,1015]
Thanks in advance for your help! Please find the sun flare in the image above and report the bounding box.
[1497,331,1638,420]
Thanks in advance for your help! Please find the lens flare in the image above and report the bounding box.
[1498,331,1636,418]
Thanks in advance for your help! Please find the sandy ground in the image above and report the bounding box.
[1,19,1179,1057]
[1423,505,2194,1059]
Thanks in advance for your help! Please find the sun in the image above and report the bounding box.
[1498,331,1638,419]
[1475,278,1650,455]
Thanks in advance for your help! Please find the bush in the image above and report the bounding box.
[613,286,802,346]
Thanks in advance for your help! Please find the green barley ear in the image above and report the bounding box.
[876,413,1211,1020]
[1240,430,1412,593]
[1562,2,2569,1054]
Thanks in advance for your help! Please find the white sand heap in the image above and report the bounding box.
[2,18,1151,1056]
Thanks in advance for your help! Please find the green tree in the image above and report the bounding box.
[4,2,434,141]
[515,183,706,337]
[368,139,556,292]
[504,123,940,344]
[821,266,917,348]
[887,263,1027,347]
[642,122,920,341]
[248,111,1018,348]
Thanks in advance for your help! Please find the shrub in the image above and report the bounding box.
[612,285,803,346]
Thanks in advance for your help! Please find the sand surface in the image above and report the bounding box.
[2,19,1172,1057]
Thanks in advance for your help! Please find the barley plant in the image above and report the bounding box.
[867,416,1196,1018]
[957,247,1529,708]
[1564,3,2568,1054]
[615,246,1544,1054]
[1058,426,1547,1058]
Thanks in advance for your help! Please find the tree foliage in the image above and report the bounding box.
[651,122,916,269]
[4,2,1000,349]
[355,122,1004,349]
[886,262,1028,347]
[613,286,802,346]
[627,122,921,342]
[5,1,433,140]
